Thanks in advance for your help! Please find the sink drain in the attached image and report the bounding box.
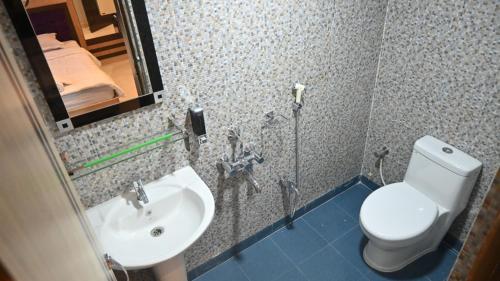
[150,226,164,237]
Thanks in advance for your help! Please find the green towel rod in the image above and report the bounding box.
[82,132,174,168]
[67,131,182,178]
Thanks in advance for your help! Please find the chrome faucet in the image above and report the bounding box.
[132,179,149,204]
[218,127,265,193]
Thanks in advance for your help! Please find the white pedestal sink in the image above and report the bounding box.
[86,166,215,281]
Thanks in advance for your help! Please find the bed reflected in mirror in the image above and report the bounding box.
[24,0,143,117]
[15,0,162,124]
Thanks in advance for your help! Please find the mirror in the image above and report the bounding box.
[5,0,163,131]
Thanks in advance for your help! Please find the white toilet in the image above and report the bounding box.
[359,135,482,272]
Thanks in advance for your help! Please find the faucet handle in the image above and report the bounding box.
[132,179,144,193]
[132,179,149,204]
[244,143,255,152]
[254,152,264,164]
[228,126,240,141]
[132,181,140,200]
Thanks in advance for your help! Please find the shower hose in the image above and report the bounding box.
[291,102,301,219]
[106,254,129,281]
[119,263,130,281]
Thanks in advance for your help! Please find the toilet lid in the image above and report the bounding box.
[360,182,438,242]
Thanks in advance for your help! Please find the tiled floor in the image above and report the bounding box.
[193,183,458,281]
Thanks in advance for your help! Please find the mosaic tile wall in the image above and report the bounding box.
[361,0,499,241]
[0,0,388,272]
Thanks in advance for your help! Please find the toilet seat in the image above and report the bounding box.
[360,182,438,246]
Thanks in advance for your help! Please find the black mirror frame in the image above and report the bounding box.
[2,0,163,131]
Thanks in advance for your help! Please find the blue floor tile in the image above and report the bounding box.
[333,183,372,218]
[302,199,357,242]
[271,218,328,264]
[193,258,249,281]
[409,244,458,281]
[235,238,294,281]
[193,182,458,281]
[298,245,368,281]
[274,267,308,281]
[333,226,447,281]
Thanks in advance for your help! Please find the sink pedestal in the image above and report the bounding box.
[153,254,188,281]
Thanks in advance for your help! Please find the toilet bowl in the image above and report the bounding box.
[359,136,482,272]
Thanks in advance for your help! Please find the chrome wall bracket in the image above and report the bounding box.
[168,115,190,152]
[262,111,289,129]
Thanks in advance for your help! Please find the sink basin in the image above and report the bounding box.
[86,166,215,280]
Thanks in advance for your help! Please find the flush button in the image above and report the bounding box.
[442,147,453,154]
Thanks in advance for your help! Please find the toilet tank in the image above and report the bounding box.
[404,136,482,213]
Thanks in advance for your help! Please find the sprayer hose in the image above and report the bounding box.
[379,157,387,186]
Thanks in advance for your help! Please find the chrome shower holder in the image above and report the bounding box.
[285,83,305,221]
